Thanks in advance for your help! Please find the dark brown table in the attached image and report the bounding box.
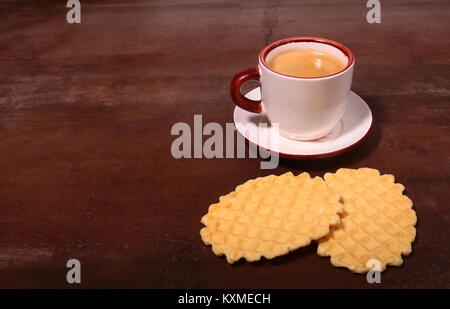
[0,0,449,288]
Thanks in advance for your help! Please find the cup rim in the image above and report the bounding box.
[259,36,355,80]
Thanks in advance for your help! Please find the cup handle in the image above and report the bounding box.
[230,67,262,113]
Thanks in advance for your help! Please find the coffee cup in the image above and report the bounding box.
[230,37,355,141]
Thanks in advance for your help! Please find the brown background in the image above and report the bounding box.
[0,0,449,288]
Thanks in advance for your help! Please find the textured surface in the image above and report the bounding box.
[318,168,416,273]
[0,0,449,288]
[201,172,342,263]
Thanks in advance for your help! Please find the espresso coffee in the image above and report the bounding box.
[267,49,346,78]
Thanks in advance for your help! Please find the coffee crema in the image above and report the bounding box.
[267,49,347,78]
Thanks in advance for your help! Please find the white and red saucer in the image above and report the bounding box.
[233,88,373,159]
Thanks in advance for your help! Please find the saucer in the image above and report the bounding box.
[233,88,373,159]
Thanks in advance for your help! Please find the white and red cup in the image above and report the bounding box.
[230,37,355,141]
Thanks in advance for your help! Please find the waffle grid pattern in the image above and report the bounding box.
[317,168,417,273]
[201,172,343,263]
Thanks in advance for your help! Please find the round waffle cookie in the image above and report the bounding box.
[317,168,417,273]
[200,172,343,264]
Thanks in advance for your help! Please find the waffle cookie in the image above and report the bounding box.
[317,168,417,273]
[200,172,343,264]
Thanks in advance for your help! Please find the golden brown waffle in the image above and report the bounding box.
[201,172,343,263]
[317,168,417,273]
